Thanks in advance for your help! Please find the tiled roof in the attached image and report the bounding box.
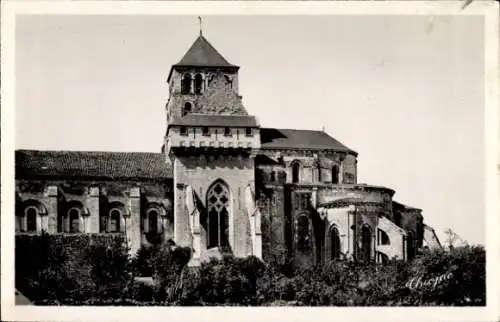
[393,201,422,212]
[169,114,259,128]
[167,35,239,82]
[15,150,172,180]
[260,128,357,154]
[175,36,238,68]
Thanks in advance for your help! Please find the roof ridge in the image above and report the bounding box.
[262,127,325,133]
[16,149,163,155]
[198,35,231,65]
[175,35,237,67]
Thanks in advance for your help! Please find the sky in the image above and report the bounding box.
[15,14,485,246]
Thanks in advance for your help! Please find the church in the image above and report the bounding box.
[15,31,442,267]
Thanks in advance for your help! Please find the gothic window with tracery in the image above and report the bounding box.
[207,181,230,248]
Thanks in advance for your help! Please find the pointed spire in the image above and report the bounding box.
[173,35,237,68]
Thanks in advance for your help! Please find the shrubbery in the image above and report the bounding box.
[153,244,485,306]
[16,232,136,304]
[16,233,485,306]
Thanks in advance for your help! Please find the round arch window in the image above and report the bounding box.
[25,206,38,232]
[329,226,341,260]
[68,208,81,233]
[147,209,159,234]
[291,162,301,183]
[194,73,203,94]
[181,73,192,94]
[108,209,122,233]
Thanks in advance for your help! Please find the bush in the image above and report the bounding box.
[133,245,159,277]
[84,237,133,299]
[16,232,485,306]
[15,232,130,303]
[150,242,192,303]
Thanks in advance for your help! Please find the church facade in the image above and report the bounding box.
[15,34,442,267]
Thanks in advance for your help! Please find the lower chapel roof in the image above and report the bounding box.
[15,128,356,179]
[15,150,172,180]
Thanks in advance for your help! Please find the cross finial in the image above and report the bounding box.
[198,16,203,36]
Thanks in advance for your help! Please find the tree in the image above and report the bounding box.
[444,228,466,249]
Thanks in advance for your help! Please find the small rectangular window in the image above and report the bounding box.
[202,127,210,136]
[180,126,188,136]
[224,127,232,136]
[245,128,253,137]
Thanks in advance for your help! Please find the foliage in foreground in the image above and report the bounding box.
[16,233,485,306]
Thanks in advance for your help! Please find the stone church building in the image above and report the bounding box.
[15,33,442,267]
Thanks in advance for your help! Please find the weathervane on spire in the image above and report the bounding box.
[198,16,203,36]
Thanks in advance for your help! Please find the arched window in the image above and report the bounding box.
[291,162,300,183]
[181,74,192,94]
[108,209,121,233]
[194,73,203,94]
[148,209,159,234]
[68,208,80,233]
[206,181,230,248]
[361,225,372,262]
[332,165,339,184]
[25,207,38,232]
[224,74,233,89]
[270,171,276,182]
[329,226,341,260]
[378,229,390,245]
[208,73,215,86]
[183,102,192,116]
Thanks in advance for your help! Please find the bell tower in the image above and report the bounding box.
[164,31,262,265]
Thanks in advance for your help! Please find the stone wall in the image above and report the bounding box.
[15,178,173,255]
[173,154,255,258]
[256,185,286,263]
[257,149,358,185]
[317,184,394,216]
[167,69,247,124]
